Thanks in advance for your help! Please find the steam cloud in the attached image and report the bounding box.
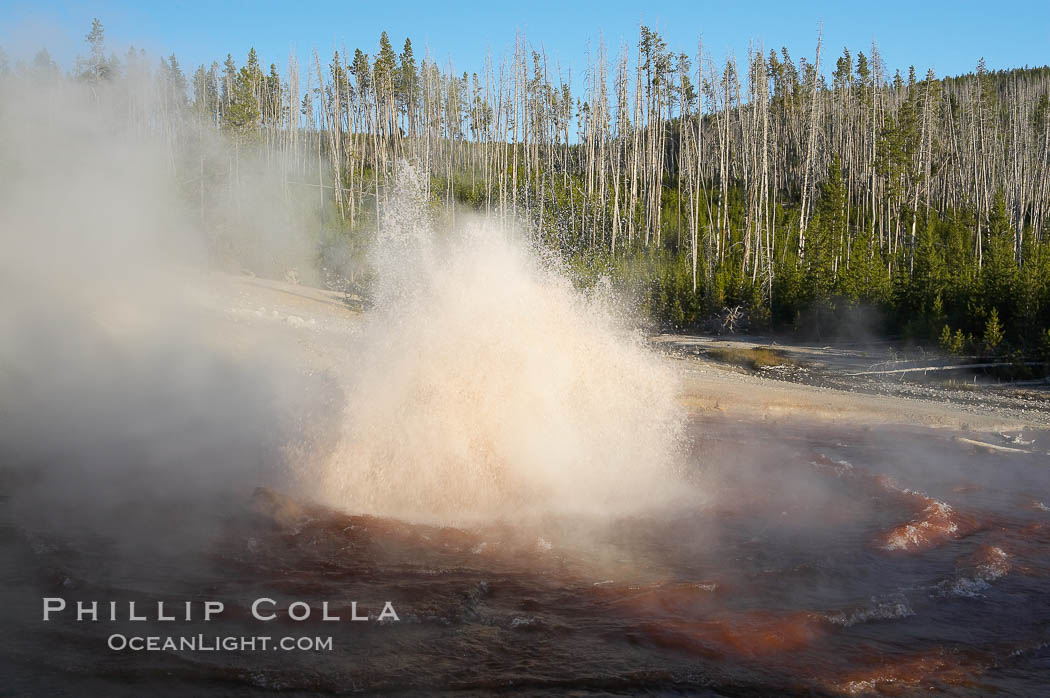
[0,70,689,544]
[317,167,688,523]
[0,73,326,546]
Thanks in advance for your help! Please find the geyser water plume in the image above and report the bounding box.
[318,166,687,523]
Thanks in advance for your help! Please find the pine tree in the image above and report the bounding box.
[981,191,1019,327]
[983,307,1004,354]
[808,155,845,300]
[79,18,114,82]
[224,60,261,135]
[159,55,188,114]
[399,39,418,132]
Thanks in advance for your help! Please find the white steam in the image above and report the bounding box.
[0,72,330,545]
[318,167,687,523]
[0,67,688,538]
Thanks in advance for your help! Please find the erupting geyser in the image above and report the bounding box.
[316,166,687,523]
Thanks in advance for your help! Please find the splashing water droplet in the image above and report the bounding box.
[313,164,687,524]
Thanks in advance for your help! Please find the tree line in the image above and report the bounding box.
[4,19,1050,359]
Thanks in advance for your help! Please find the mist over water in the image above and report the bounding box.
[0,76,330,547]
[319,166,688,523]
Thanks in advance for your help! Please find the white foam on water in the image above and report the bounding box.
[935,546,1011,598]
[825,595,915,627]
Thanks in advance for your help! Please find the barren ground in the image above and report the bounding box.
[206,273,1049,432]
[655,334,1050,434]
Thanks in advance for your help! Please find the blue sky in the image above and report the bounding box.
[2,0,1047,83]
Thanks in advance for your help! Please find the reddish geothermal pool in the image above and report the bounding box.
[3,418,1049,696]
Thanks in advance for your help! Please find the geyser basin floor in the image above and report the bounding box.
[3,274,1048,696]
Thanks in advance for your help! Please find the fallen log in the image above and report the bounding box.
[848,361,1043,376]
[956,437,1031,454]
